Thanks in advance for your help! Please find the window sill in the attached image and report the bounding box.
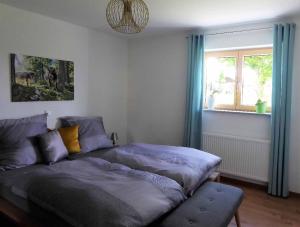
[203,109,271,116]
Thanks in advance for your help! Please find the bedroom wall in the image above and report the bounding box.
[128,22,300,193]
[0,3,128,144]
[87,30,128,144]
[127,28,272,144]
[128,33,188,145]
[289,15,300,194]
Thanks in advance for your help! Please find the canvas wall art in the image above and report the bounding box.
[11,54,74,102]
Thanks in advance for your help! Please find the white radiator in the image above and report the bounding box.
[203,133,270,183]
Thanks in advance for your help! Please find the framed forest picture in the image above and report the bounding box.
[10,54,74,102]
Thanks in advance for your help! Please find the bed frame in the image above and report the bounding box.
[0,198,41,227]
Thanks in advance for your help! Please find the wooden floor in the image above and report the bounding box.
[225,179,300,227]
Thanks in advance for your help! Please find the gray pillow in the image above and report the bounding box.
[0,114,48,171]
[60,116,113,153]
[38,130,68,164]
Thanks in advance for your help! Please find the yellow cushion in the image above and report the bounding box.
[58,125,81,154]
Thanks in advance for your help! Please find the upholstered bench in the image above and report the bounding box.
[154,182,244,227]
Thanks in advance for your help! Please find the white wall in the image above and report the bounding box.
[205,24,273,50]
[0,3,128,144]
[128,24,300,193]
[128,30,272,143]
[128,33,188,145]
[289,15,300,193]
[87,30,128,144]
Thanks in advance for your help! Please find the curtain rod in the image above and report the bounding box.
[204,26,273,36]
[186,26,273,38]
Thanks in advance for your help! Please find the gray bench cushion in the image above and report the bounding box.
[154,182,244,227]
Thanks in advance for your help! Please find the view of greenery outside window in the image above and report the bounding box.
[204,48,273,112]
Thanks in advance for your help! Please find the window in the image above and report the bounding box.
[204,48,273,112]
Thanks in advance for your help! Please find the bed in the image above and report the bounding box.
[69,143,222,195]
[0,114,222,227]
[0,148,220,226]
[0,157,186,227]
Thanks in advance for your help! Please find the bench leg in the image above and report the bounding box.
[235,210,241,227]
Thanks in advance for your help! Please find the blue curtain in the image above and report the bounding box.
[183,34,204,149]
[268,24,296,197]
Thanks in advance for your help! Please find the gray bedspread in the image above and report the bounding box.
[87,143,222,195]
[24,157,185,227]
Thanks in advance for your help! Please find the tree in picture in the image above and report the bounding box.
[11,54,74,102]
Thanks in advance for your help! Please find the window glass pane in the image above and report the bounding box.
[205,56,237,106]
[241,54,273,107]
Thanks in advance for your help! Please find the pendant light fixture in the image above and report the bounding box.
[106,0,149,34]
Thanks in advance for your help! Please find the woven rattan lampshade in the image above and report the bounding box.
[106,0,149,34]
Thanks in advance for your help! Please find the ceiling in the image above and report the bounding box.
[0,0,300,36]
